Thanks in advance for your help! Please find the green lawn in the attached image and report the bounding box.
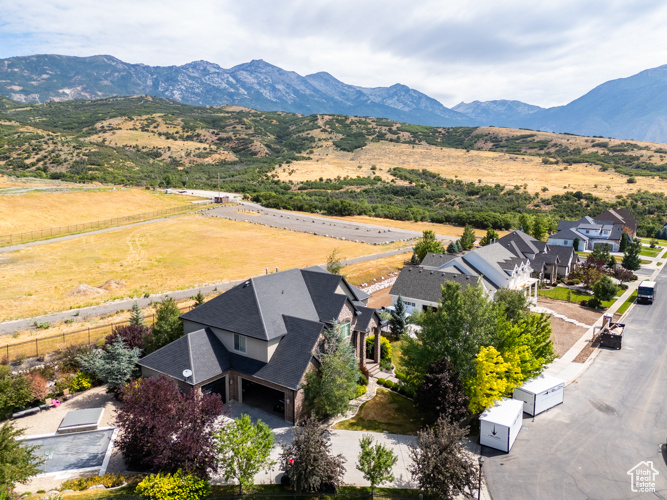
[390,338,406,373]
[538,286,617,308]
[334,388,428,435]
[639,248,661,257]
[616,291,637,315]
[640,258,652,265]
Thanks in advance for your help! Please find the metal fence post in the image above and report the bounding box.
[88,327,91,345]
[35,338,38,357]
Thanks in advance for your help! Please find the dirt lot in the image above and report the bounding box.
[538,297,603,326]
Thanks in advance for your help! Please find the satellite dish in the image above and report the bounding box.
[182,369,193,379]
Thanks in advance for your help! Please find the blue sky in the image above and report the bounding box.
[1,0,666,107]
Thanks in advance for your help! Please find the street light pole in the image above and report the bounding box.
[478,456,485,500]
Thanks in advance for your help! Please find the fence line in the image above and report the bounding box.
[0,304,192,364]
[0,204,206,247]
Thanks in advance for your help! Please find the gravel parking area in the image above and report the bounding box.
[207,203,422,245]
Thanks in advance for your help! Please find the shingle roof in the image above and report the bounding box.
[138,319,323,391]
[390,266,478,303]
[420,253,457,268]
[548,245,575,266]
[497,230,546,255]
[550,228,585,241]
[355,305,378,333]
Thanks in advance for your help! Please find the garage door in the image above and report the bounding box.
[202,376,226,403]
[241,379,285,419]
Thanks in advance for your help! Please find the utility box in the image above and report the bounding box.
[479,398,524,453]
[513,374,564,416]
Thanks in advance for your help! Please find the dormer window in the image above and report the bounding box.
[234,334,246,353]
[340,321,351,338]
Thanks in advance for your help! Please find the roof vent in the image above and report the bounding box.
[243,280,250,287]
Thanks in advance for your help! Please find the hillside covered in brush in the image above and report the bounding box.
[2,95,667,236]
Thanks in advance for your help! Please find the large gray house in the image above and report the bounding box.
[138,267,381,423]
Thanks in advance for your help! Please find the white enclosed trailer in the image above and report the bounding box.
[479,398,524,453]
[513,374,564,416]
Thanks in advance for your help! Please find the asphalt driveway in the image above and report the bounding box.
[484,268,667,499]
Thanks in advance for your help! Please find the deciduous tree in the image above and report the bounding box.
[116,376,223,478]
[593,275,619,303]
[414,230,444,262]
[479,228,499,246]
[416,358,469,424]
[0,367,32,418]
[280,416,346,493]
[326,248,345,275]
[409,418,477,500]
[493,289,529,322]
[466,346,512,414]
[356,435,398,498]
[105,324,150,351]
[214,414,275,494]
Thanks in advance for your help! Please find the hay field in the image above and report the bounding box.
[0,215,404,321]
[0,188,202,234]
[0,175,55,189]
[279,141,667,200]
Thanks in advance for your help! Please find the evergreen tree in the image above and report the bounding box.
[389,296,407,338]
[459,225,476,251]
[531,215,547,241]
[621,237,642,271]
[0,422,44,490]
[130,301,144,326]
[78,337,141,390]
[148,296,184,353]
[619,233,629,252]
[593,275,619,303]
[191,291,205,307]
[446,241,457,254]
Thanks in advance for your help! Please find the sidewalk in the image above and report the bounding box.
[544,245,666,384]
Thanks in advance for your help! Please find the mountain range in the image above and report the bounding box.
[1,54,666,143]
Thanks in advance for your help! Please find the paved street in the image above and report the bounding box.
[484,266,667,499]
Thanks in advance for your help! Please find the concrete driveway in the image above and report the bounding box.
[484,267,667,499]
[215,402,418,488]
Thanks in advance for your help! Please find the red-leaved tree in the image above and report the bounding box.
[116,376,223,478]
[105,324,151,352]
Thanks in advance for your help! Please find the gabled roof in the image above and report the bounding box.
[181,268,345,341]
[390,265,479,303]
[548,244,575,265]
[497,230,547,256]
[138,318,324,391]
[550,228,587,241]
[420,253,457,268]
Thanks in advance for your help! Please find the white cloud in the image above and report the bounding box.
[0,0,666,107]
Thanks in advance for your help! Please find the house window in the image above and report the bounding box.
[234,334,246,353]
[340,321,351,338]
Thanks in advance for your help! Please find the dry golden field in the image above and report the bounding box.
[0,215,404,321]
[0,188,202,234]
[278,140,667,201]
[342,252,411,286]
[292,211,505,238]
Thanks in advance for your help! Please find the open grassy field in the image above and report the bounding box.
[279,140,667,201]
[0,215,404,321]
[0,188,203,234]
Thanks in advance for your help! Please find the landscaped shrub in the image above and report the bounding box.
[55,344,94,373]
[60,473,126,491]
[68,372,93,392]
[135,471,210,500]
[354,384,367,398]
[380,359,394,371]
[357,373,368,387]
[366,336,392,363]
[377,378,386,385]
[358,363,370,382]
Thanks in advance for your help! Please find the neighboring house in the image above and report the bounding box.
[138,267,381,424]
[389,241,539,312]
[594,208,637,238]
[548,216,623,252]
[497,230,577,281]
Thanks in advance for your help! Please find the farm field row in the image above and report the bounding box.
[0,186,203,234]
[0,214,406,321]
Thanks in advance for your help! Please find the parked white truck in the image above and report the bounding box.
[637,280,657,304]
